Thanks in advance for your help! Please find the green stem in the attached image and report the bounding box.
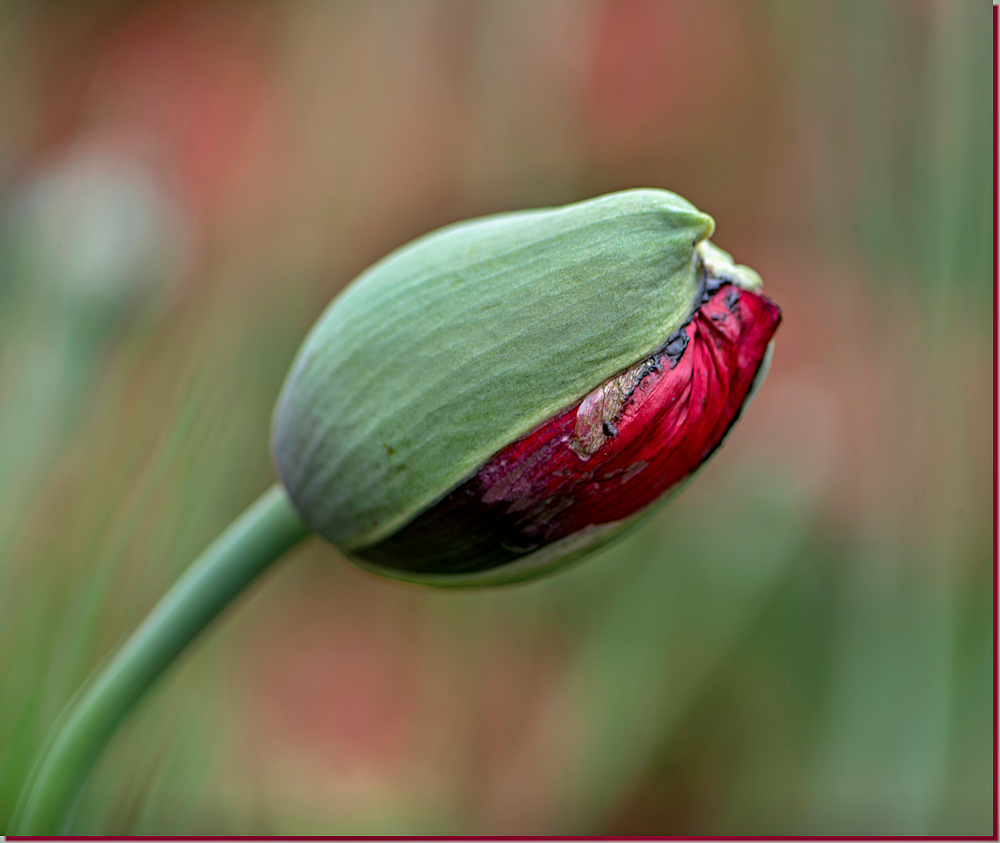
[14,483,311,835]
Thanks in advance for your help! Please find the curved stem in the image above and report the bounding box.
[14,483,311,835]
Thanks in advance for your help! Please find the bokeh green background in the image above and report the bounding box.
[0,0,992,835]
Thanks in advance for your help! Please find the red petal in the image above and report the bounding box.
[360,285,781,574]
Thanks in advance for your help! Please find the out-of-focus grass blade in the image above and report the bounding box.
[547,474,809,832]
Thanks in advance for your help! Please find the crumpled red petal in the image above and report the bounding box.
[359,284,782,574]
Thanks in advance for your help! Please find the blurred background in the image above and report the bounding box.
[0,0,991,835]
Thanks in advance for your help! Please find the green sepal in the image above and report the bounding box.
[272,189,714,549]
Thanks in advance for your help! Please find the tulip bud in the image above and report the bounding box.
[272,189,780,586]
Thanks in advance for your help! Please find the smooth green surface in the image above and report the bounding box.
[272,189,712,550]
[13,484,311,835]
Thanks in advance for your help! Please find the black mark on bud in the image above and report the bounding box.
[664,330,689,369]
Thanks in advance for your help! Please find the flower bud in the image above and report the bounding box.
[272,189,780,586]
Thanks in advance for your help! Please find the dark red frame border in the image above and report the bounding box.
[6,6,1000,843]
[986,4,999,842]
